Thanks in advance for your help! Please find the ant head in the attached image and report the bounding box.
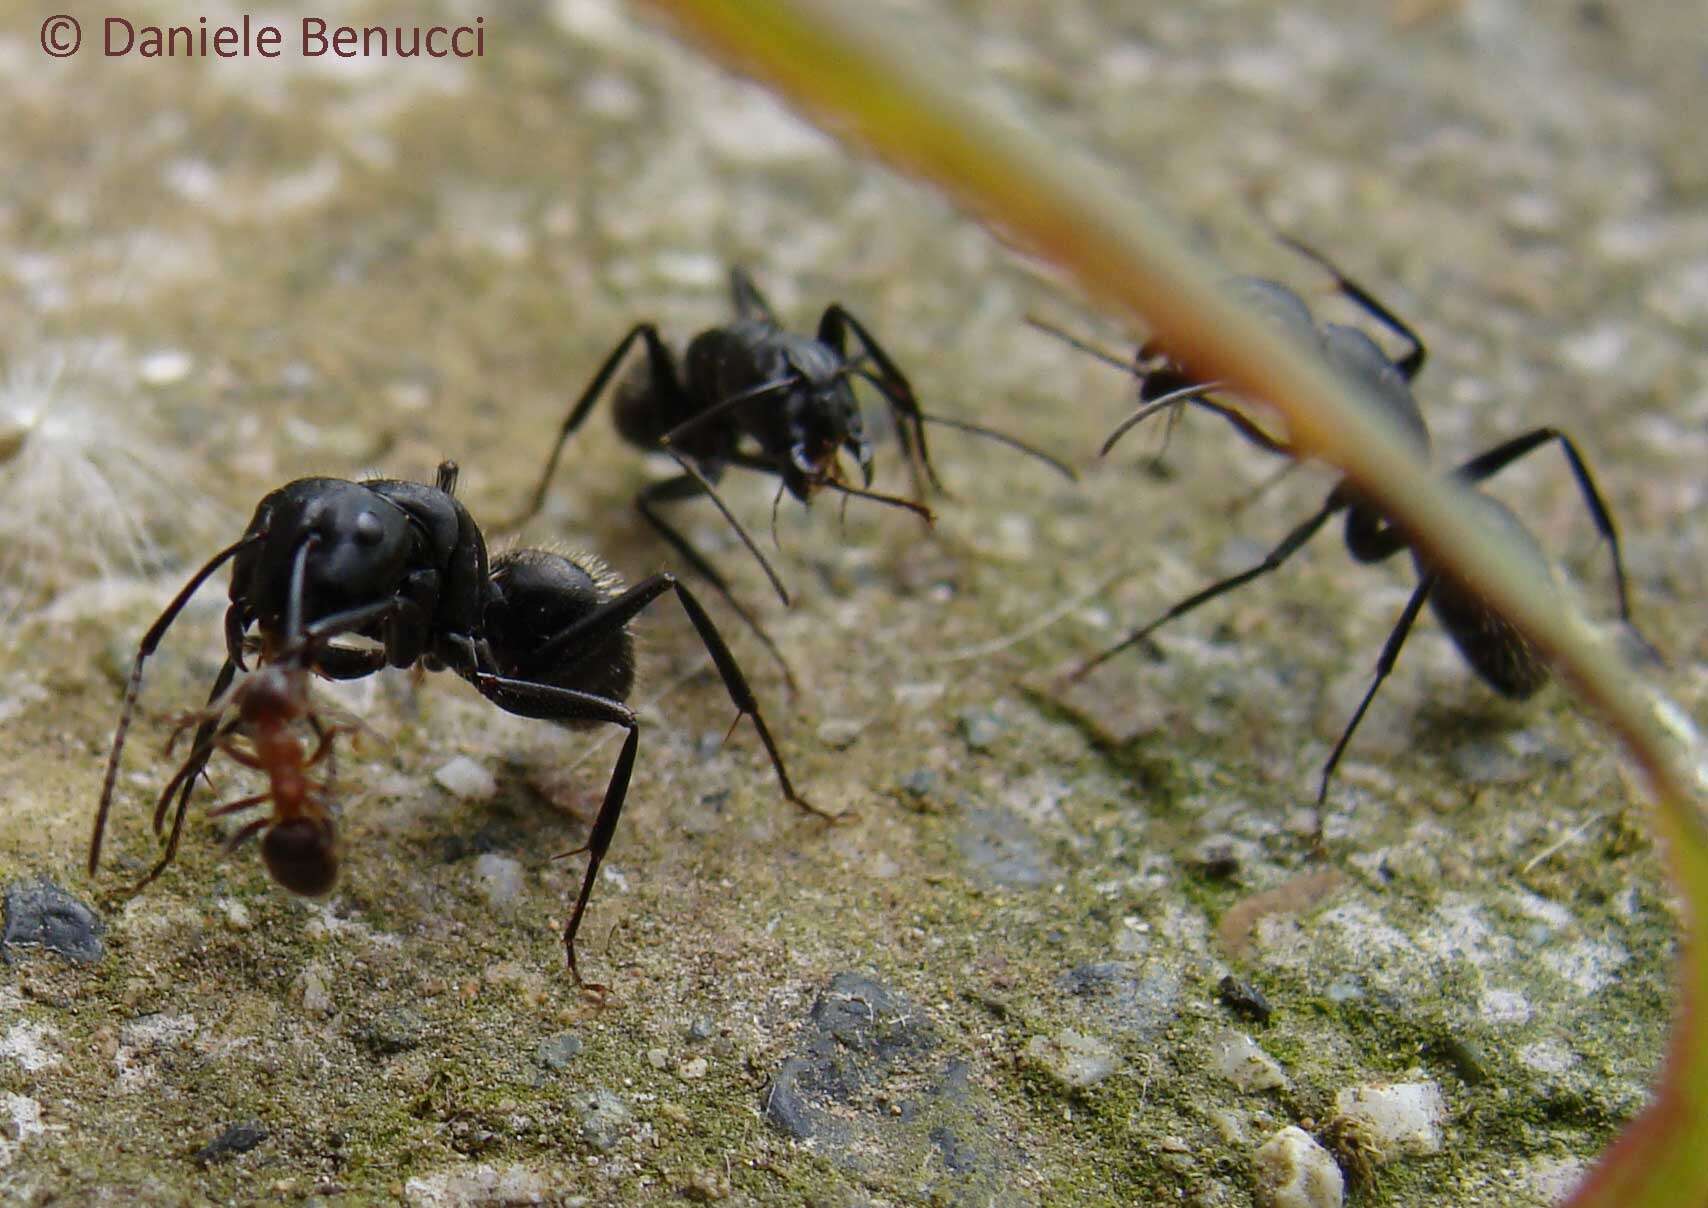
[779,343,871,499]
[235,661,307,727]
[261,815,340,897]
[236,478,414,628]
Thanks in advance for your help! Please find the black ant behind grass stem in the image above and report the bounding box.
[507,267,1076,627]
[90,460,831,993]
[1064,238,1649,820]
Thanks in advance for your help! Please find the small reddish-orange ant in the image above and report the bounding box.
[153,651,352,896]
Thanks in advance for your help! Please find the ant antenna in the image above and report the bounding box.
[1024,315,1135,375]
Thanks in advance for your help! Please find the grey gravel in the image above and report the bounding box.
[2,880,104,964]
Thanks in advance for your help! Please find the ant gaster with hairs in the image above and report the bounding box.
[1064,238,1647,816]
[90,461,828,992]
[509,268,1075,628]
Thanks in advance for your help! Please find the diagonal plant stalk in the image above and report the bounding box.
[639,2,1708,1203]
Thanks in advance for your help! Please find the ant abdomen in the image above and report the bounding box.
[261,816,340,897]
[485,548,636,712]
[1417,495,1553,700]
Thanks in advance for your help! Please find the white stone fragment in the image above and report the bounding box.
[137,348,193,385]
[434,756,498,802]
[473,855,523,907]
[1332,1081,1446,1158]
[1253,1126,1344,1208]
[1213,1031,1288,1092]
[0,1094,45,1170]
[1024,1030,1118,1089]
[0,1022,59,1073]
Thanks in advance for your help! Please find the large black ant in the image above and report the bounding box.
[509,268,1075,623]
[1064,239,1646,815]
[89,461,827,991]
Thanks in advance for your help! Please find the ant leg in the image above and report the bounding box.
[90,537,257,877]
[1069,494,1345,680]
[819,305,940,496]
[1317,574,1437,808]
[463,671,639,993]
[658,445,793,607]
[208,793,272,820]
[222,813,271,850]
[561,726,640,995]
[733,449,935,523]
[1273,233,1426,381]
[1452,428,1639,627]
[528,573,829,819]
[637,475,798,692]
[507,323,669,530]
[658,576,830,818]
[729,267,781,324]
[140,658,240,889]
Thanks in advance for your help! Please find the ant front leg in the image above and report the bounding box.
[509,322,673,531]
[818,305,940,497]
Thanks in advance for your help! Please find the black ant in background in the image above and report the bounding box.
[89,461,828,992]
[508,267,1076,629]
[1063,238,1647,815]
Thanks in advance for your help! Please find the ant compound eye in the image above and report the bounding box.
[353,510,386,546]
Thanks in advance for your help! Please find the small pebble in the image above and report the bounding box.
[472,854,523,907]
[957,709,1003,752]
[1213,1032,1287,1092]
[2,880,104,964]
[434,757,498,802]
[575,1089,630,1152]
[299,965,334,1016]
[678,1056,708,1080]
[900,768,939,799]
[217,898,252,932]
[1218,975,1273,1024]
[138,349,193,385]
[1332,1082,1446,1159]
[196,1121,268,1164]
[361,1008,425,1055]
[816,718,865,749]
[683,1168,731,1201]
[535,1033,583,1071]
[1024,1029,1118,1090]
[647,1048,670,1070]
[1252,1126,1344,1208]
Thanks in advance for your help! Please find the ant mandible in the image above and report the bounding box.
[1065,238,1647,815]
[89,461,829,992]
[508,268,1075,620]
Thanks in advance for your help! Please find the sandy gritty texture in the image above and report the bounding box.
[1,0,1704,1203]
